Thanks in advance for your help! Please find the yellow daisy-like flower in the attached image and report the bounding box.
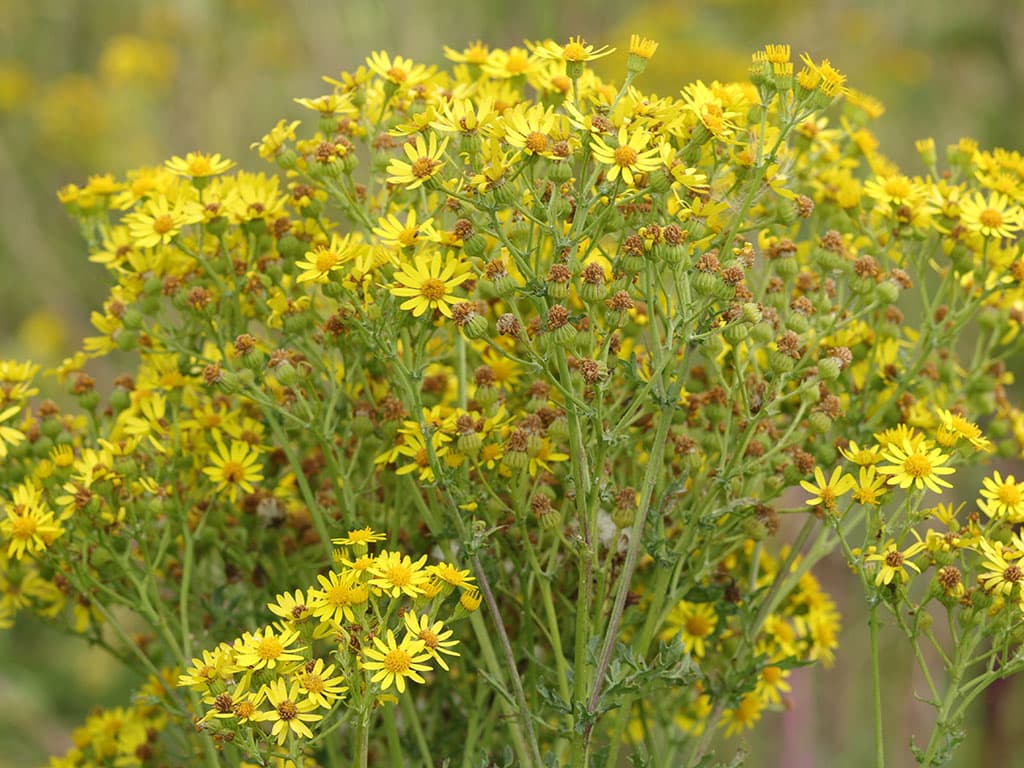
[123,194,204,248]
[851,466,887,507]
[1,496,63,559]
[177,645,238,691]
[362,629,433,693]
[295,234,354,284]
[628,34,659,61]
[934,408,991,451]
[366,51,435,87]
[959,190,1024,239]
[386,133,449,190]
[390,250,472,318]
[799,466,856,512]
[722,693,765,736]
[372,210,437,250]
[976,538,1024,596]
[309,570,369,625]
[863,173,929,209]
[267,590,315,625]
[296,658,347,709]
[368,550,430,598]
[331,527,386,548]
[590,125,662,187]
[250,119,301,160]
[659,600,717,658]
[838,440,881,465]
[234,627,304,671]
[259,678,323,745]
[165,151,235,179]
[979,471,1024,522]
[530,36,615,64]
[877,437,955,493]
[864,538,928,586]
[403,612,460,671]
[428,561,475,590]
[201,440,264,502]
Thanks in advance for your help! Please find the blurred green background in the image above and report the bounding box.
[2,0,1023,765]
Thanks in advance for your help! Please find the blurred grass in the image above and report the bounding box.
[2,1,1024,765]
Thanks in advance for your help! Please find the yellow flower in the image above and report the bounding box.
[659,600,717,658]
[979,471,1024,522]
[1,491,63,559]
[838,440,881,465]
[959,190,1024,239]
[390,250,472,318]
[976,538,1024,596]
[864,538,927,586]
[250,119,301,160]
[722,693,764,736]
[295,234,354,284]
[877,438,955,493]
[590,125,662,187]
[123,194,203,248]
[234,627,304,671]
[368,550,430,598]
[362,629,433,693]
[259,678,322,744]
[296,658,347,709]
[372,210,437,250]
[530,36,615,64]
[387,133,449,190]
[331,527,386,548]
[403,612,460,671]
[366,51,435,87]
[799,466,856,512]
[851,466,887,507]
[267,590,315,625]
[428,561,475,590]
[165,151,235,178]
[309,570,369,625]
[628,34,659,61]
[201,440,264,502]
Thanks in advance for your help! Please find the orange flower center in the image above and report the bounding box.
[902,454,932,477]
[998,484,1022,506]
[384,648,412,673]
[327,584,354,605]
[419,278,447,301]
[385,563,412,586]
[256,636,284,660]
[302,674,325,693]
[525,132,549,153]
[10,515,37,540]
[614,145,639,167]
[417,629,439,649]
[220,460,245,483]
[411,157,438,178]
[562,42,588,61]
[685,614,713,637]
[980,208,1004,229]
[152,214,175,235]
[314,249,340,272]
[386,67,407,83]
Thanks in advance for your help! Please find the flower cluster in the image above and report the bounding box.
[175,532,467,759]
[5,35,1024,767]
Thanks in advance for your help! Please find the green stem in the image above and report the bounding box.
[353,709,371,768]
[870,602,886,768]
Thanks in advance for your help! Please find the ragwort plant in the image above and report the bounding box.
[3,34,1024,767]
